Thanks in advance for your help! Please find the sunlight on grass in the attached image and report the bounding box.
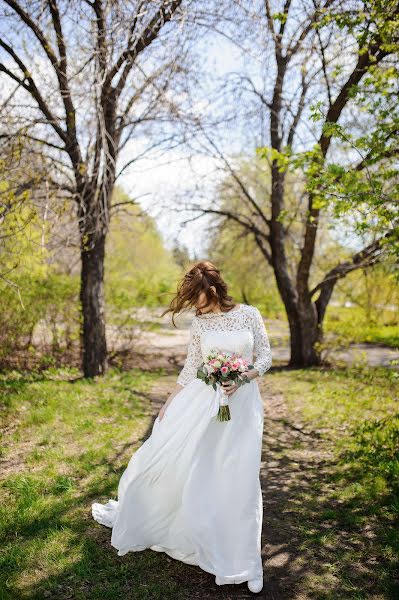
[325,306,399,348]
[269,366,399,599]
[0,368,188,600]
[2,365,398,599]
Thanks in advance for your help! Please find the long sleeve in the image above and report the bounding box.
[251,306,272,376]
[176,317,203,387]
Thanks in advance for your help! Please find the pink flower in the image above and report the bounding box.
[221,366,229,374]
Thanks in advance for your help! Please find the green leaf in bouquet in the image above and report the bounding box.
[197,368,206,380]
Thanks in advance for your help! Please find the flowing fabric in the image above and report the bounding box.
[92,303,272,585]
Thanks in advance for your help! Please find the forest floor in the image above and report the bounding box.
[1,319,398,599]
[145,368,398,600]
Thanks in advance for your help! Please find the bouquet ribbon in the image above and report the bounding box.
[215,382,231,422]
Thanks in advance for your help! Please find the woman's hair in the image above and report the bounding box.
[161,261,237,327]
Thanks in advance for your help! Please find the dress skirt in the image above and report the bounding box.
[91,377,264,585]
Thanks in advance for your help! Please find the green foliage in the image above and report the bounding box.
[272,12,288,25]
[307,30,399,247]
[105,190,182,322]
[281,365,399,506]
[258,2,399,259]
[0,186,80,369]
[0,186,183,368]
[0,271,80,367]
[342,413,399,490]
[270,366,399,597]
[325,307,399,347]
[324,263,399,347]
[256,146,291,171]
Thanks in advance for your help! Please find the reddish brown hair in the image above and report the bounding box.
[161,261,237,327]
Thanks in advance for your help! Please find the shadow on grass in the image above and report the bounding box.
[2,431,223,600]
[259,375,399,600]
[2,384,252,600]
[2,365,398,600]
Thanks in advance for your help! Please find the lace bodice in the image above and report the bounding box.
[176,303,272,387]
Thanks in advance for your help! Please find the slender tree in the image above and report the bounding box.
[0,0,188,376]
[181,0,399,366]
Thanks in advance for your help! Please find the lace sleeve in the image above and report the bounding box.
[251,306,272,376]
[176,317,203,387]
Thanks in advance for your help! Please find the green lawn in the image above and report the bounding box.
[324,307,399,348]
[1,365,398,599]
[269,366,399,599]
[0,368,191,600]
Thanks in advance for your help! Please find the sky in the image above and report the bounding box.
[118,32,248,260]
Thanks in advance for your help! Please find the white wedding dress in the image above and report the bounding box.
[92,303,272,585]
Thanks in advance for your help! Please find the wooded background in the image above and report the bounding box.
[0,3,398,599]
[0,0,397,377]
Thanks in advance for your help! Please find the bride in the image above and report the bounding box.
[92,261,272,593]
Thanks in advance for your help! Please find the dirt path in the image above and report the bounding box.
[144,374,330,600]
[258,379,335,600]
[106,308,398,374]
[114,310,398,598]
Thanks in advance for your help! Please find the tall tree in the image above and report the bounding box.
[0,0,187,376]
[184,0,399,366]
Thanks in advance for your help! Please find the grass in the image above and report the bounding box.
[269,366,399,599]
[0,367,190,600]
[1,364,398,599]
[324,307,399,348]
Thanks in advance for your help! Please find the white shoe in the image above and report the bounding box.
[247,576,263,593]
[215,575,223,585]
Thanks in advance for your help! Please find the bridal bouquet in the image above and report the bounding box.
[196,349,254,421]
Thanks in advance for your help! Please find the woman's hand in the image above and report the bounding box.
[221,379,239,396]
[222,370,258,396]
[242,369,258,382]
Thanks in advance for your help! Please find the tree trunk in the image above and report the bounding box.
[80,233,108,377]
[283,300,322,367]
[274,259,324,367]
